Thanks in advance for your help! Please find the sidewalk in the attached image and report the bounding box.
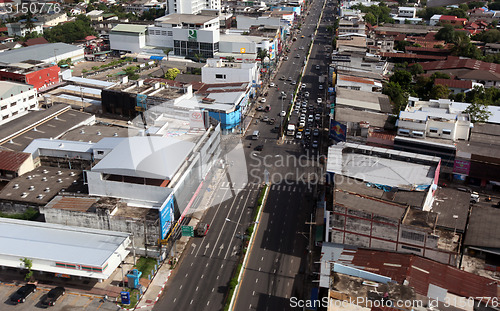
[133,165,228,310]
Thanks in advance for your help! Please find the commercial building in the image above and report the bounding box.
[167,0,220,15]
[0,63,60,91]
[397,97,472,141]
[0,43,85,66]
[0,81,38,126]
[6,22,44,37]
[202,59,259,84]
[0,218,130,281]
[109,24,148,54]
[325,143,460,265]
[147,13,220,58]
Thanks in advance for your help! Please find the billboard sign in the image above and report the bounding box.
[453,159,470,175]
[121,291,130,305]
[189,110,206,129]
[188,29,197,40]
[329,120,346,142]
[159,194,174,238]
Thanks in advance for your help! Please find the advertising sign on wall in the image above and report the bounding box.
[453,159,470,175]
[159,194,175,238]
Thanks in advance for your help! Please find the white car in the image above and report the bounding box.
[317,98,322,104]
[312,140,318,148]
[301,108,307,114]
[308,115,314,122]
[260,98,267,103]
[299,120,306,128]
[301,84,306,89]
[269,82,275,87]
[280,111,286,117]
[304,92,310,98]
[296,132,303,139]
[291,80,297,85]
[302,102,307,108]
[315,65,320,70]
[319,85,324,90]
[299,46,305,50]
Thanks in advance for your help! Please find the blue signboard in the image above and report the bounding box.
[159,194,175,238]
[329,120,346,142]
[136,94,147,109]
[121,291,130,305]
[328,87,335,93]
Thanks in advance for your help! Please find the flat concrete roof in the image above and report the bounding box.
[464,206,500,249]
[0,217,129,268]
[0,81,34,98]
[430,187,469,232]
[0,43,83,65]
[335,189,407,220]
[156,13,218,24]
[60,124,137,143]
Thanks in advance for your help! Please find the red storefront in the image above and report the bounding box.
[0,65,60,90]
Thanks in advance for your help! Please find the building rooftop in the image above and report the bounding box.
[0,81,34,98]
[464,206,500,249]
[374,24,442,34]
[430,187,469,232]
[0,150,30,172]
[434,78,473,89]
[91,136,195,180]
[155,13,218,25]
[110,24,148,34]
[64,76,117,89]
[327,143,438,190]
[60,124,137,142]
[419,56,500,75]
[332,107,390,129]
[0,166,85,204]
[0,104,95,152]
[0,217,129,268]
[0,43,83,65]
[320,243,499,299]
[335,88,391,113]
[23,138,94,157]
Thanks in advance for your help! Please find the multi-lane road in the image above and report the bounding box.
[154,0,335,309]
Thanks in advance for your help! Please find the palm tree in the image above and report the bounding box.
[162,48,172,61]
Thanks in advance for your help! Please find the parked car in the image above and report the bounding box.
[287,76,293,81]
[256,106,264,111]
[319,85,324,90]
[317,98,323,104]
[291,80,297,85]
[268,118,276,125]
[262,116,269,122]
[265,105,271,112]
[41,287,65,307]
[284,56,289,61]
[301,108,307,114]
[269,82,276,87]
[301,84,306,89]
[315,65,320,70]
[296,132,303,139]
[254,145,264,151]
[308,114,314,122]
[260,98,267,103]
[313,129,320,137]
[315,113,321,121]
[299,120,306,128]
[304,128,311,136]
[304,92,310,98]
[280,75,286,80]
[280,111,286,117]
[10,284,36,304]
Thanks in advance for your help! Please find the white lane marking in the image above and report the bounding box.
[190,300,193,305]
[180,285,182,290]
[196,286,199,292]
[173,298,176,303]
[212,288,215,292]
[255,278,258,283]
[224,189,253,260]
[201,274,204,279]
[210,188,242,258]
[207,301,210,306]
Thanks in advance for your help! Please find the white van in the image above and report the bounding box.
[252,130,260,140]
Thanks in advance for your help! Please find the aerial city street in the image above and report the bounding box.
[0,0,499,309]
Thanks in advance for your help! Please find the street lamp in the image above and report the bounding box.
[114,252,125,289]
[453,215,459,235]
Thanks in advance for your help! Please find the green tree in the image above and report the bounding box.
[383,81,408,113]
[364,12,377,25]
[165,68,180,80]
[20,258,33,281]
[162,48,172,61]
[429,84,450,99]
[44,15,97,43]
[409,63,424,76]
[465,102,491,123]
[389,70,413,91]
[435,24,456,43]
[472,29,500,43]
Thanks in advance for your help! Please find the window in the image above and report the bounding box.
[29,95,34,100]
[1,106,6,110]
[167,31,173,36]
[2,115,8,120]
[161,31,166,35]
[401,230,425,242]
[215,74,226,79]
[412,131,424,137]
[401,245,421,252]
[30,105,35,109]
[442,129,451,135]
[398,129,410,136]
[429,128,438,133]
[97,150,104,155]
[10,102,16,107]
[12,111,18,116]
[351,86,361,91]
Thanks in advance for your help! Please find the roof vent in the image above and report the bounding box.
[57,171,62,175]
[113,133,118,137]
[43,169,48,174]
[97,131,101,136]
[80,129,85,134]
[42,177,47,181]
[13,184,19,189]
[28,185,35,191]
[70,172,75,176]
[45,187,50,192]
[59,143,64,148]
[21,192,28,198]
[37,194,44,199]
[27,175,32,180]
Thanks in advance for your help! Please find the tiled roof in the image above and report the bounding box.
[440,15,467,22]
[405,46,451,53]
[338,74,375,85]
[419,56,500,74]
[22,37,49,47]
[380,52,446,60]
[0,150,30,171]
[434,78,473,89]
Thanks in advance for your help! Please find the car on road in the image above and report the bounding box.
[268,118,275,125]
[312,140,319,148]
[299,120,306,128]
[295,54,300,58]
[317,98,322,104]
[301,35,305,38]
[315,65,320,70]
[304,91,310,98]
[287,76,292,81]
[11,284,36,304]
[299,46,305,50]
[294,106,300,113]
[301,108,307,114]
[304,128,311,136]
[280,93,287,99]
[301,83,306,89]
[280,111,286,117]
[315,113,321,121]
[308,115,314,122]
[280,75,286,80]
[284,56,289,61]
[302,102,307,108]
[313,129,320,137]
[291,80,297,85]
[296,132,303,139]
[260,98,267,103]
[319,85,324,90]
[254,145,264,151]
[256,106,264,111]
[41,286,65,307]
[262,116,269,122]
[269,82,275,87]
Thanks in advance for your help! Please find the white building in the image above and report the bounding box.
[430,14,442,26]
[336,73,382,92]
[202,58,259,84]
[236,15,289,30]
[167,0,220,15]
[397,97,471,141]
[0,81,38,126]
[0,43,85,66]
[125,0,166,14]
[110,24,148,53]
[398,7,417,18]
[0,218,130,281]
[338,17,365,35]
[219,33,278,60]
[148,14,220,58]
[6,22,44,37]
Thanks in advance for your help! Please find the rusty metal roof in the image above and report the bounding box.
[0,150,30,172]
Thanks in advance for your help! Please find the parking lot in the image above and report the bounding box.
[0,283,119,311]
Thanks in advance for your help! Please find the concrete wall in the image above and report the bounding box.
[40,206,160,257]
[110,33,145,53]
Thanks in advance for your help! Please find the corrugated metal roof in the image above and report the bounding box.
[0,150,30,172]
[434,78,473,89]
[322,243,500,299]
[419,56,500,75]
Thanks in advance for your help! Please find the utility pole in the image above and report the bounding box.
[305,214,315,277]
